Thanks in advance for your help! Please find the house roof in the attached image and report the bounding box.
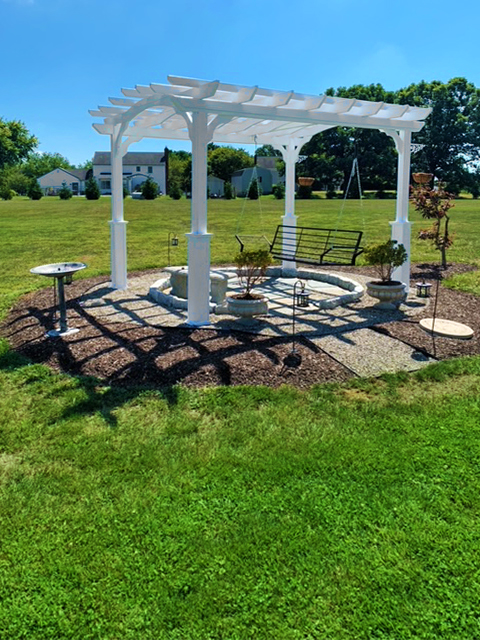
[38,167,88,181]
[91,75,432,148]
[231,166,275,177]
[68,168,88,181]
[93,151,166,166]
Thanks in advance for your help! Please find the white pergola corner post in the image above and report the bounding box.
[110,125,128,290]
[275,140,302,276]
[389,130,412,289]
[186,111,211,326]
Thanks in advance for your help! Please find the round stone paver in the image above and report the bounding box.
[420,318,474,340]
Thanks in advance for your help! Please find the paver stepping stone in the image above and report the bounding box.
[309,328,435,377]
[419,318,474,340]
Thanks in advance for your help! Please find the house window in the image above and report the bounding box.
[72,183,79,192]
[136,166,141,172]
[259,176,262,183]
[100,180,111,190]
[148,166,153,173]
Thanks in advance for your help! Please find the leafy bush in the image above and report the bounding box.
[272,183,285,199]
[168,182,182,200]
[27,180,43,200]
[325,189,337,199]
[0,187,15,200]
[58,182,72,200]
[224,181,234,200]
[123,185,129,199]
[297,184,312,199]
[85,176,100,200]
[141,177,159,200]
[247,178,261,200]
[364,240,407,283]
[234,249,272,298]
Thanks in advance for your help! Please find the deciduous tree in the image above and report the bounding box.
[0,118,37,169]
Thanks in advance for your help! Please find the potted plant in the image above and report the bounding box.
[227,249,272,319]
[364,240,408,309]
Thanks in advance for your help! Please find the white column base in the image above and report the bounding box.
[110,220,128,290]
[187,233,212,326]
[282,213,297,276]
[390,220,412,290]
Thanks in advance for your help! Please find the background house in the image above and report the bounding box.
[37,168,89,195]
[208,175,224,197]
[231,165,279,197]
[92,149,168,195]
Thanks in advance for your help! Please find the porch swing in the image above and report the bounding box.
[235,155,365,267]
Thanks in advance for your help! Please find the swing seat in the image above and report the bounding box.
[269,225,364,266]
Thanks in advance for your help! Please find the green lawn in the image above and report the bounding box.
[1,194,479,320]
[1,196,480,639]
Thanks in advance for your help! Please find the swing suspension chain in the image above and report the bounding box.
[235,135,266,241]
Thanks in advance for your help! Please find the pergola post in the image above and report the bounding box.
[275,140,303,276]
[187,111,211,326]
[110,125,128,290]
[389,130,412,289]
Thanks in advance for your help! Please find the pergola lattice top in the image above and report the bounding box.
[90,76,432,146]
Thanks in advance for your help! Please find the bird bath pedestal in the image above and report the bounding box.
[30,262,87,337]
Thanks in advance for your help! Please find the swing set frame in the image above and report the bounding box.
[235,156,365,267]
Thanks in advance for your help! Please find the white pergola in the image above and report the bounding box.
[90,76,431,326]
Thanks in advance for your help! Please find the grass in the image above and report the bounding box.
[1,196,480,638]
[1,194,479,320]
[1,347,480,638]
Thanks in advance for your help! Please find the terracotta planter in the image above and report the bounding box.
[297,177,315,187]
[412,173,433,185]
[227,294,268,320]
[366,281,406,310]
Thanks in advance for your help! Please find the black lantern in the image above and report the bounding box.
[291,280,309,357]
[296,287,310,308]
[416,281,432,298]
[168,232,179,266]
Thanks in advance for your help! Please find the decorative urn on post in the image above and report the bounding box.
[364,240,408,310]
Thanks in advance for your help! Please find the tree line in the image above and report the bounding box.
[2,77,480,200]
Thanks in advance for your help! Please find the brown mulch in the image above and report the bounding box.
[1,263,479,391]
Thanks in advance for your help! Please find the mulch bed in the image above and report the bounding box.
[1,263,479,391]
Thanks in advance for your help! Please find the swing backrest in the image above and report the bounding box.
[270,225,364,266]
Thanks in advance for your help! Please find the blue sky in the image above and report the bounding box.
[1,0,479,166]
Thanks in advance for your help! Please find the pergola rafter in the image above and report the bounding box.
[91,76,431,326]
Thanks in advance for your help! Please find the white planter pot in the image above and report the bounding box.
[227,295,268,320]
[366,281,406,310]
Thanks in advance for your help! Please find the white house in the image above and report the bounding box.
[92,150,168,195]
[37,168,89,195]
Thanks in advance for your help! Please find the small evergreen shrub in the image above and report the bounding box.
[247,178,261,200]
[123,185,129,199]
[28,180,43,200]
[85,176,100,200]
[272,183,285,199]
[141,177,159,200]
[325,189,337,199]
[168,182,182,200]
[224,181,234,200]
[58,182,72,200]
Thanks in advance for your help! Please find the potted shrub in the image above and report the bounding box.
[227,249,272,319]
[364,240,408,309]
